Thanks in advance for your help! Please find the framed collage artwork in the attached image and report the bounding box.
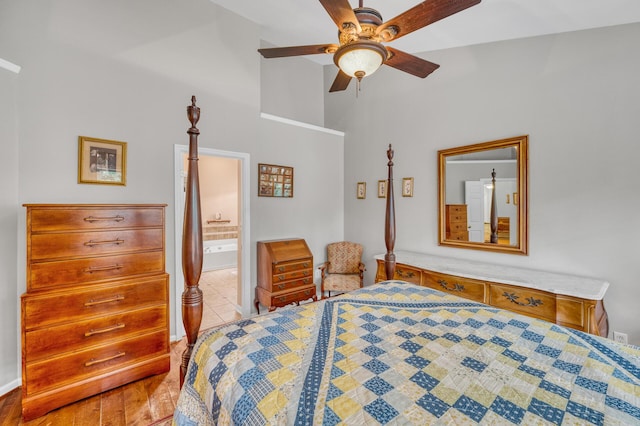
[258,163,294,197]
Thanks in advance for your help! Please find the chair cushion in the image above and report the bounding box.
[323,274,361,293]
[327,242,362,274]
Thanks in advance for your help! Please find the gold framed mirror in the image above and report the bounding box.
[438,135,528,255]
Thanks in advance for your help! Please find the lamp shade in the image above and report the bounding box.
[334,41,387,80]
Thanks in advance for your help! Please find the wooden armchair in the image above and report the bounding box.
[319,241,365,299]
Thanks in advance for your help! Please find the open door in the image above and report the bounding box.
[465,180,484,242]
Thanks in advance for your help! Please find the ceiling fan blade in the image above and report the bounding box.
[385,47,440,78]
[258,44,338,58]
[377,0,481,42]
[329,70,352,92]
[319,0,362,33]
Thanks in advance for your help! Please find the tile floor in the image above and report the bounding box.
[199,268,242,331]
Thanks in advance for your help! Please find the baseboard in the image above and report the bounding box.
[0,378,21,398]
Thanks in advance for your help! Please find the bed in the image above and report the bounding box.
[174,97,640,424]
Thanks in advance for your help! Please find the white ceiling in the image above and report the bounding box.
[210,0,640,64]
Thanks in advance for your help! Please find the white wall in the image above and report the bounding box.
[0,68,20,392]
[253,117,345,277]
[259,42,325,127]
[325,23,640,345]
[0,0,342,394]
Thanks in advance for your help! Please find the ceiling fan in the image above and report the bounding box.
[258,0,481,92]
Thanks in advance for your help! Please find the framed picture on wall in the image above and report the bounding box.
[402,177,414,197]
[377,180,387,198]
[357,182,366,199]
[78,136,127,185]
[258,163,293,197]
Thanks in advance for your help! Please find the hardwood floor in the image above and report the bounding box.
[0,338,186,425]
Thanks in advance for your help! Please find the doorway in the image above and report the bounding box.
[173,145,251,339]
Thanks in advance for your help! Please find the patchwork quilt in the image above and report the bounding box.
[173,281,640,425]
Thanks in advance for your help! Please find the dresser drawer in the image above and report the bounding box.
[23,275,168,330]
[24,305,167,362]
[271,276,314,292]
[447,212,467,224]
[265,284,316,308]
[446,205,466,214]
[423,271,486,303]
[30,228,163,260]
[29,206,164,232]
[490,284,556,322]
[394,265,422,284]
[272,267,312,283]
[446,231,469,241]
[272,259,312,274]
[24,330,168,395]
[29,251,164,291]
[446,222,468,233]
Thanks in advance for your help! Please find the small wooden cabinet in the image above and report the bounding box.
[445,204,469,241]
[375,252,609,337]
[255,238,316,313]
[21,204,169,420]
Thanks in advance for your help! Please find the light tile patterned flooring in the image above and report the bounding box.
[199,268,242,331]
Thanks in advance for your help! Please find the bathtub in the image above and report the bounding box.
[203,238,238,271]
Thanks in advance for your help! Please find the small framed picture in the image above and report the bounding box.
[402,177,414,197]
[357,182,366,199]
[377,180,387,198]
[78,136,127,185]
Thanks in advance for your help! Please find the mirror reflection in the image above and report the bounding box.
[438,136,528,255]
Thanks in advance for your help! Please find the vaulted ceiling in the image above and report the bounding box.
[210,0,640,64]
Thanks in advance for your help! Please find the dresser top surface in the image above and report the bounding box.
[375,251,609,300]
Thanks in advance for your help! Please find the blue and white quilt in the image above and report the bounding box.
[173,280,640,425]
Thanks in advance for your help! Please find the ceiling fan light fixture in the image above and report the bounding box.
[334,41,387,80]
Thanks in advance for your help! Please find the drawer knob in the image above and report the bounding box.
[84,351,126,367]
[277,283,285,290]
[84,215,125,223]
[303,271,309,276]
[438,279,465,292]
[278,296,286,303]
[84,239,125,247]
[277,266,285,273]
[303,263,309,268]
[84,323,125,337]
[83,264,122,273]
[278,275,285,281]
[502,292,543,307]
[84,295,125,307]
[303,278,310,284]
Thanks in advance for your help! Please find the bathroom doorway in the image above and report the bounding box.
[173,145,251,339]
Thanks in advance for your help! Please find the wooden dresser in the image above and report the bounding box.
[445,204,469,241]
[375,251,609,337]
[21,204,170,420]
[255,238,316,313]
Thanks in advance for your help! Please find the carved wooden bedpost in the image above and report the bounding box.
[385,144,396,280]
[180,96,204,387]
[490,168,498,244]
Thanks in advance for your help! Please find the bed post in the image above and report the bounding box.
[180,96,204,387]
[385,144,396,280]
[489,168,498,243]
